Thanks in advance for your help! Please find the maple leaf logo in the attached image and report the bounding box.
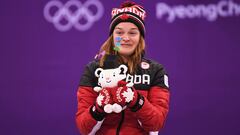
[122,88,134,103]
[120,14,129,20]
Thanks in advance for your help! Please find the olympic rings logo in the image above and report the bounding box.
[43,0,104,31]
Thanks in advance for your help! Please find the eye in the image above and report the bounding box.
[129,31,139,36]
[113,73,116,77]
[115,30,123,35]
[129,32,136,35]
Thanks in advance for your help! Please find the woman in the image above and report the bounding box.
[76,1,170,135]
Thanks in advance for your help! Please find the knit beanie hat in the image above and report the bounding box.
[109,1,146,37]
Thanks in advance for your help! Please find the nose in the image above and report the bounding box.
[106,77,110,80]
[122,35,130,41]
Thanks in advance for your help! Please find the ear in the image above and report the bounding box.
[95,68,103,77]
[118,65,128,75]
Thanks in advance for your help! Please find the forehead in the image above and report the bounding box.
[114,22,139,30]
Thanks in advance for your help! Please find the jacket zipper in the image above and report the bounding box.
[116,111,125,135]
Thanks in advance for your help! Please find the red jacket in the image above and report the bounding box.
[76,58,170,135]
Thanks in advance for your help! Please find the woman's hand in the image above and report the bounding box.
[94,88,113,113]
[111,81,139,108]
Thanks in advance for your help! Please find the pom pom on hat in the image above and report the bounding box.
[120,1,136,8]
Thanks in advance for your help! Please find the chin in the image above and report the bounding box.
[119,52,133,57]
[119,50,134,56]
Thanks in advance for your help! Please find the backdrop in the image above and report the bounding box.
[1,0,240,135]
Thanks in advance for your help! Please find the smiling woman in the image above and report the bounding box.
[113,22,140,58]
[76,1,170,135]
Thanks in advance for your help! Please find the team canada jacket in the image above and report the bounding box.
[76,58,170,135]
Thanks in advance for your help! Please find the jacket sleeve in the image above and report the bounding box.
[75,61,104,135]
[76,86,98,135]
[134,63,170,132]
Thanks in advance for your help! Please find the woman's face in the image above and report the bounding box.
[113,22,140,57]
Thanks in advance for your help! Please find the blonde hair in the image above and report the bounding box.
[99,35,145,74]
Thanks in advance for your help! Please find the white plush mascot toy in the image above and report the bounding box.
[94,64,134,113]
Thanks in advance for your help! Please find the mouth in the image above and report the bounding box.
[121,44,132,47]
[106,80,112,83]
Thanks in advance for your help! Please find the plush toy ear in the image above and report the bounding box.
[95,68,103,77]
[118,65,128,75]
